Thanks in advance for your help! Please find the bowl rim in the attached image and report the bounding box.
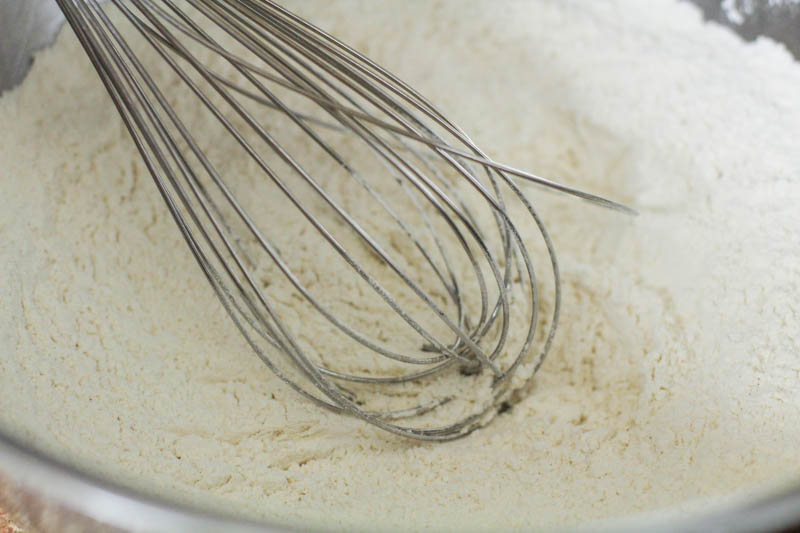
[0,429,290,533]
[2,427,800,533]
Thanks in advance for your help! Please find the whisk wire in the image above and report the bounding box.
[55,0,631,440]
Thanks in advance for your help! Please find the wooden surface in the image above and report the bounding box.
[0,506,20,533]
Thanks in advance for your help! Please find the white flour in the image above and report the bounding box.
[1,1,799,531]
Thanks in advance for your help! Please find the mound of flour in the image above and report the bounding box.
[1,0,799,531]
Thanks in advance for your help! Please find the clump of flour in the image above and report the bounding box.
[1,1,799,531]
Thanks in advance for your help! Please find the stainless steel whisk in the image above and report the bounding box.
[56,0,633,440]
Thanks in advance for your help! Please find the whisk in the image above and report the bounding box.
[55,0,633,440]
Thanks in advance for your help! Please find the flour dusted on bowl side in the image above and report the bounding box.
[1,0,799,531]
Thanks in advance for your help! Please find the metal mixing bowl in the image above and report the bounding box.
[1,1,799,532]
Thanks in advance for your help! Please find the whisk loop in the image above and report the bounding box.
[56,0,633,440]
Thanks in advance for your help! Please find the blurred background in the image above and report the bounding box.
[691,0,800,58]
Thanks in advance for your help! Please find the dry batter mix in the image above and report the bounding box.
[1,1,799,531]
